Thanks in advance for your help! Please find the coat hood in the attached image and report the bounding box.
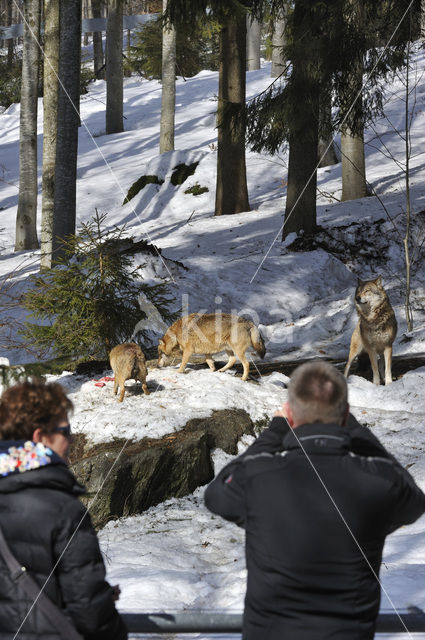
[0,440,85,495]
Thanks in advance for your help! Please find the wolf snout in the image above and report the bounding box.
[355,296,362,304]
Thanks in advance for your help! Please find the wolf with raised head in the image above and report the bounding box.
[344,276,397,385]
[109,342,150,402]
[157,313,266,381]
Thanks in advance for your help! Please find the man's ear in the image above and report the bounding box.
[32,427,43,443]
[342,403,350,426]
[284,402,295,428]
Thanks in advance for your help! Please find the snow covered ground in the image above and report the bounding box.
[1,41,425,638]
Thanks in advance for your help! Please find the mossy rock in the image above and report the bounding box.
[184,183,209,196]
[170,162,199,186]
[123,174,164,205]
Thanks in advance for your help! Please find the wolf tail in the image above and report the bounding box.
[250,325,266,359]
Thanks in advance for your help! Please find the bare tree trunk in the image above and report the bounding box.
[159,0,176,153]
[106,0,123,133]
[52,0,81,262]
[92,0,104,78]
[271,12,285,78]
[341,129,367,200]
[404,38,413,331]
[6,0,13,66]
[246,15,260,71]
[40,0,60,269]
[341,0,367,201]
[283,0,319,238]
[83,0,89,46]
[15,0,41,252]
[215,11,250,216]
[318,93,338,168]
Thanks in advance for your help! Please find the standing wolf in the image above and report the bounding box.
[110,342,150,402]
[157,313,266,381]
[344,276,397,385]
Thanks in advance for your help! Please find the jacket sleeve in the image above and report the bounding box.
[346,415,425,532]
[204,417,290,527]
[384,462,425,534]
[53,498,128,640]
[345,413,398,462]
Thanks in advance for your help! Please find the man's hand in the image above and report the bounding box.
[274,402,292,424]
[111,584,121,601]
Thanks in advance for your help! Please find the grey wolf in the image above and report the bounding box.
[205,362,425,640]
[344,276,397,385]
[110,342,150,402]
[157,313,266,381]
[0,379,127,639]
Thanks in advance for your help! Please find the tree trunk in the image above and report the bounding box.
[341,130,367,200]
[271,13,285,78]
[318,93,338,168]
[40,0,60,269]
[215,11,250,216]
[83,0,89,46]
[283,0,320,238]
[341,0,367,201]
[15,0,41,252]
[159,0,176,153]
[106,0,123,134]
[246,16,260,71]
[92,0,104,78]
[7,0,13,67]
[52,0,81,261]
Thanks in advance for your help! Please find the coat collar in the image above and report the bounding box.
[282,423,351,453]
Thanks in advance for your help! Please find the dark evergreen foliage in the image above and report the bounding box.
[129,14,220,79]
[246,0,420,154]
[22,211,177,361]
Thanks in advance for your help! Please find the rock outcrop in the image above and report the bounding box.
[70,409,255,527]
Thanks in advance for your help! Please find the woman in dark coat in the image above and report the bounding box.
[0,379,128,640]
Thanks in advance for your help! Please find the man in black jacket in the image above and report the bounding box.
[0,379,127,640]
[205,362,425,640]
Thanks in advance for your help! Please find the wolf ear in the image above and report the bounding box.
[168,331,178,347]
[374,275,383,286]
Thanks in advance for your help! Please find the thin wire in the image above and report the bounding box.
[249,0,416,284]
[12,0,175,283]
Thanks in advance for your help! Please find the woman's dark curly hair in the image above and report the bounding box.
[0,379,73,441]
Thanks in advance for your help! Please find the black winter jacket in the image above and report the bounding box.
[204,415,425,640]
[0,440,128,640]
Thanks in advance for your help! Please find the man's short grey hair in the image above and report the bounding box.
[288,362,348,425]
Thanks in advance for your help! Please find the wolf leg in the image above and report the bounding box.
[178,349,192,373]
[218,354,236,372]
[113,378,119,395]
[142,382,150,395]
[365,348,380,385]
[205,357,216,371]
[383,345,393,385]
[232,347,250,381]
[118,379,125,402]
[344,325,362,378]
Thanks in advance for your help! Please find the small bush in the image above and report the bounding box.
[171,162,199,186]
[123,174,164,205]
[22,211,177,361]
[184,183,209,196]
